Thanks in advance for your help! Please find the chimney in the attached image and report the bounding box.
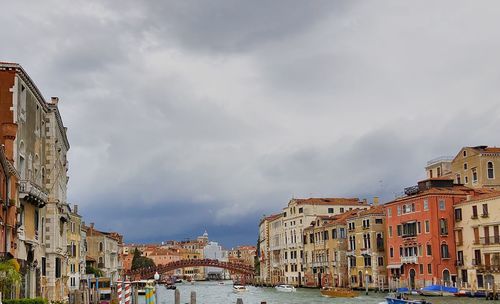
[74,204,79,214]
[90,222,95,229]
[373,197,379,206]
[51,96,59,105]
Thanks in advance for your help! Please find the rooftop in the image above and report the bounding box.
[292,197,365,206]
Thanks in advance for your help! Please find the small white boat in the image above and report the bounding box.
[233,285,248,292]
[275,284,296,292]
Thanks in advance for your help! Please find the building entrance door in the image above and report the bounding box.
[409,269,416,290]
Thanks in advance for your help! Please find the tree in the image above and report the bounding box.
[0,259,22,299]
[131,248,155,270]
[86,266,104,277]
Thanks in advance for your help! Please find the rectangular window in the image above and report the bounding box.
[340,208,344,213]
[390,247,394,258]
[426,244,432,256]
[328,208,334,214]
[472,206,478,218]
[375,218,383,224]
[427,264,432,274]
[472,168,478,183]
[55,257,61,278]
[482,204,489,217]
[42,257,46,276]
[417,222,421,234]
[378,257,384,266]
[455,208,462,221]
[387,208,392,217]
[423,199,429,211]
[298,207,303,213]
[439,199,445,210]
[419,264,424,274]
[397,225,402,236]
[425,220,430,233]
[397,206,401,215]
[389,226,393,237]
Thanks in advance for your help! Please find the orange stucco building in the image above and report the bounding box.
[384,178,491,289]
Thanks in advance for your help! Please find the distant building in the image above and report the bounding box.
[451,146,500,189]
[425,156,453,179]
[85,223,123,283]
[281,198,369,286]
[258,213,281,284]
[346,204,387,290]
[203,241,229,279]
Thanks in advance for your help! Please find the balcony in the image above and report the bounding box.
[18,180,48,207]
[480,236,500,245]
[363,225,370,230]
[481,213,489,218]
[401,256,418,264]
[346,250,355,256]
[471,214,478,219]
[455,260,464,266]
[361,248,372,256]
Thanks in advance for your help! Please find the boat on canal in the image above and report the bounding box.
[275,284,296,292]
[320,287,358,298]
[386,292,431,304]
[454,289,487,297]
[233,285,248,292]
[418,285,458,296]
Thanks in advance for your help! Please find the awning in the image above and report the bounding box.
[387,264,402,269]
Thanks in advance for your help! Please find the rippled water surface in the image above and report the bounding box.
[150,281,484,304]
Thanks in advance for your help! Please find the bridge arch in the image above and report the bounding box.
[127,259,255,280]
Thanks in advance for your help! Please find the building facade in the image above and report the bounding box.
[281,198,369,285]
[455,192,500,289]
[85,224,123,283]
[346,204,387,290]
[451,146,500,190]
[67,205,84,292]
[384,178,483,289]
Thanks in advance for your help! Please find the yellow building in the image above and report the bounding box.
[346,205,387,290]
[281,198,369,285]
[455,191,500,289]
[258,214,281,284]
[303,210,356,288]
[451,146,500,190]
[268,213,284,285]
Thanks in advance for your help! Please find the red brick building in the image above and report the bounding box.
[384,178,490,289]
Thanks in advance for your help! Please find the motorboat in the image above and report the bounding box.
[386,292,432,304]
[320,287,357,298]
[218,281,225,285]
[454,289,486,297]
[418,285,458,296]
[233,285,248,292]
[275,284,296,292]
[165,284,176,290]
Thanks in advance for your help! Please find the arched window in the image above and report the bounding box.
[488,162,495,179]
[441,243,450,259]
[439,219,448,235]
[443,269,451,283]
[99,242,104,252]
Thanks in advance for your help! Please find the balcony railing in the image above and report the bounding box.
[401,256,418,264]
[455,260,464,266]
[18,180,48,206]
[480,236,500,245]
[346,250,355,256]
[361,249,372,256]
[471,214,478,219]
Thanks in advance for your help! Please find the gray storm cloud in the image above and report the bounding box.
[1,0,500,245]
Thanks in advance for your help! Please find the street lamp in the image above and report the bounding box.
[365,270,369,295]
[154,272,160,304]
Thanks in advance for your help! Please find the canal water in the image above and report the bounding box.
[152,281,482,304]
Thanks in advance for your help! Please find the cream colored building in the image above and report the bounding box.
[67,205,84,291]
[452,146,500,190]
[455,192,500,289]
[268,213,284,285]
[258,213,281,284]
[281,198,369,286]
[85,224,123,283]
[346,205,387,290]
[425,156,453,179]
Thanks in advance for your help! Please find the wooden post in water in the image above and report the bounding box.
[190,291,196,304]
[133,288,139,304]
[236,298,243,304]
[174,289,180,304]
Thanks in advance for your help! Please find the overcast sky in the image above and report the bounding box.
[1,1,500,247]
